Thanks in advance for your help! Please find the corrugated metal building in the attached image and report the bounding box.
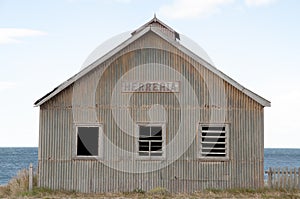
[34,17,271,193]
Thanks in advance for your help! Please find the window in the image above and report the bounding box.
[199,124,228,159]
[76,125,102,157]
[137,124,165,159]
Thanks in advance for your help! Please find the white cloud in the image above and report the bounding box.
[158,0,234,19]
[0,82,17,91]
[0,28,46,44]
[245,0,277,6]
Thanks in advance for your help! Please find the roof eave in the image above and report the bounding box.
[149,28,271,107]
[34,27,153,107]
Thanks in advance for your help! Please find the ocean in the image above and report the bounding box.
[0,148,300,185]
[0,148,38,185]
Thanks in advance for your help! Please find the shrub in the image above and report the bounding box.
[132,188,146,194]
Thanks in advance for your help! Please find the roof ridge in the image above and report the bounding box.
[131,16,179,39]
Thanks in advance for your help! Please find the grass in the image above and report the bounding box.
[0,168,38,198]
[1,170,300,198]
[3,188,299,199]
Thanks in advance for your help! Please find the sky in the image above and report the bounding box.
[0,0,299,148]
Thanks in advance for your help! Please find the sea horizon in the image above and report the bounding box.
[1,146,300,149]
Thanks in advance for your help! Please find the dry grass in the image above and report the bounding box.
[16,188,300,199]
[0,169,28,197]
[1,170,300,198]
[2,186,300,199]
[0,168,37,198]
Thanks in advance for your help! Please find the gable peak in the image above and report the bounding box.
[131,16,180,40]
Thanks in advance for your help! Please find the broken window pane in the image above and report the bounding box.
[77,127,99,156]
[138,125,163,157]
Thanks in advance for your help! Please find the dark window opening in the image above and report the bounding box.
[77,127,99,156]
[200,125,227,158]
[138,125,163,157]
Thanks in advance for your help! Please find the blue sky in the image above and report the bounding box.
[0,0,299,147]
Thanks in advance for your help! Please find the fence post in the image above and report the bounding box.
[283,167,287,189]
[293,168,297,189]
[298,168,300,189]
[275,167,281,189]
[277,167,280,189]
[268,167,272,188]
[29,163,33,191]
[289,168,292,189]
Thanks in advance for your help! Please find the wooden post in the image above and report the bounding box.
[268,167,272,188]
[289,168,293,189]
[293,168,297,189]
[288,168,290,189]
[277,167,282,189]
[283,167,287,189]
[298,167,300,189]
[274,167,277,189]
[29,163,33,191]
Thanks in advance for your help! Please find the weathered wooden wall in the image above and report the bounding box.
[38,31,264,193]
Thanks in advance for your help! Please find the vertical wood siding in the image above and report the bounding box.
[38,31,265,192]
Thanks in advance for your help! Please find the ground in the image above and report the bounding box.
[1,185,300,198]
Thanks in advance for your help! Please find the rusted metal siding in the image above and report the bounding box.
[38,31,265,192]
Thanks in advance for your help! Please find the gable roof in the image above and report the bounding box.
[131,14,180,39]
[34,17,271,107]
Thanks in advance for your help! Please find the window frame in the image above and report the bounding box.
[73,123,103,160]
[198,123,229,161]
[135,122,166,160]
